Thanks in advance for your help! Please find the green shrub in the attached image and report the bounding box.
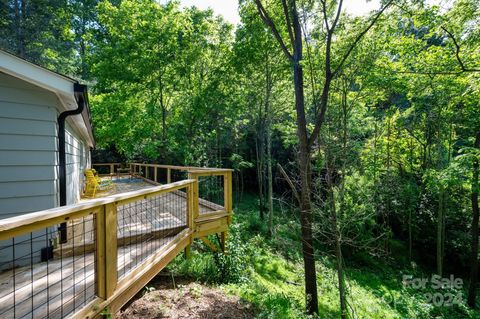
[169,223,249,284]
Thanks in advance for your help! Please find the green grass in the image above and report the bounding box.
[168,194,480,319]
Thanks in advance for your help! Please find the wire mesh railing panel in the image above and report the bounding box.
[92,164,119,175]
[156,168,168,184]
[116,188,188,280]
[0,215,97,319]
[146,167,153,181]
[170,170,188,183]
[198,175,225,214]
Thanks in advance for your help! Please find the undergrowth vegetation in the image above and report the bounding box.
[169,194,480,319]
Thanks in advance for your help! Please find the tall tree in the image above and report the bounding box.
[0,0,76,74]
[252,0,393,314]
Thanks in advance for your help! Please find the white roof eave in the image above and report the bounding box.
[0,50,94,147]
[0,50,76,106]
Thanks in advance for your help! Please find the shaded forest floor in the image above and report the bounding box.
[124,194,480,319]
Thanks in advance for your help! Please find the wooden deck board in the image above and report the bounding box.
[0,233,182,319]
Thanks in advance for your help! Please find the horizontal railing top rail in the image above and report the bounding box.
[92,162,233,172]
[92,162,121,165]
[130,163,233,172]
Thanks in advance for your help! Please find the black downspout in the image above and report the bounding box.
[58,83,87,243]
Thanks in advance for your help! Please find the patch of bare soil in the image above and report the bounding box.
[118,277,254,319]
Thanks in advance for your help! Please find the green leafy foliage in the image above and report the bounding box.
[2,0,480,316]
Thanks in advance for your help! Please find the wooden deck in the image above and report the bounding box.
[0,232,185,319]
[0,164,233,319]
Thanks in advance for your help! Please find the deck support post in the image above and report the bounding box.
[221,231,228,253]
[184,246,191,259]
[200,236,220,252]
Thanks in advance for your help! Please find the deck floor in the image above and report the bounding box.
[0,233,183,319]
[0,179,224,319]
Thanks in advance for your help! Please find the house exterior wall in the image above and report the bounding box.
[0,72,59,218]
[0,71,90,269]
[65,121,90,205]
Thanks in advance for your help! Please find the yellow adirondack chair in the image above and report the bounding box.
[83,169,115,198]
[85,169,103,183]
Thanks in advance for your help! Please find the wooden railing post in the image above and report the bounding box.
[146,165,149,180]
[188,172,200,219]
[110,164,114,175]
[105,202,118,297]
[224,171,233,220]
[186,181,196,230]
[167,168,171,184]
[95,208,106,299]
[154,166,158,183]
[185,180,198,259]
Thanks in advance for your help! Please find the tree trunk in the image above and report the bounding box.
[328,168,347,319]
[14,0,26,58]
[158,73,167,143]
[265,51,274,236]
[408,209,412,261]
[294,59,319,315]
[408,139,414,262]
[437,184,445,277]
[467,130,480,308]
[267,108,273,235]
[256,130,265,220]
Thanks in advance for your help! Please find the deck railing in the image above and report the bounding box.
[0,164,232,318]
[129,163,232,214]
[91,163,121,175]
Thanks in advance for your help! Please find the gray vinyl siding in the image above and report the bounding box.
[0,72,60,269]
[0,72,90,212]
[0,72,91,270]
[0,72,58,216]
[65,122,89,205]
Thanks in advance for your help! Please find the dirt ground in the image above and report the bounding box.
[118,276,255,319]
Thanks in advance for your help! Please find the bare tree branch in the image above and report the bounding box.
[307,0,394,149]
[442,26,480,73]
[330,0,344,32]
[332,0,394,77]
[404,126,426,147]
[395,70,466,75]
[320,0,330,31]
[253,0,293,61]
[281,0,296,48]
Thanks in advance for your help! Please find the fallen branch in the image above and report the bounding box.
[277,164,300,205]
